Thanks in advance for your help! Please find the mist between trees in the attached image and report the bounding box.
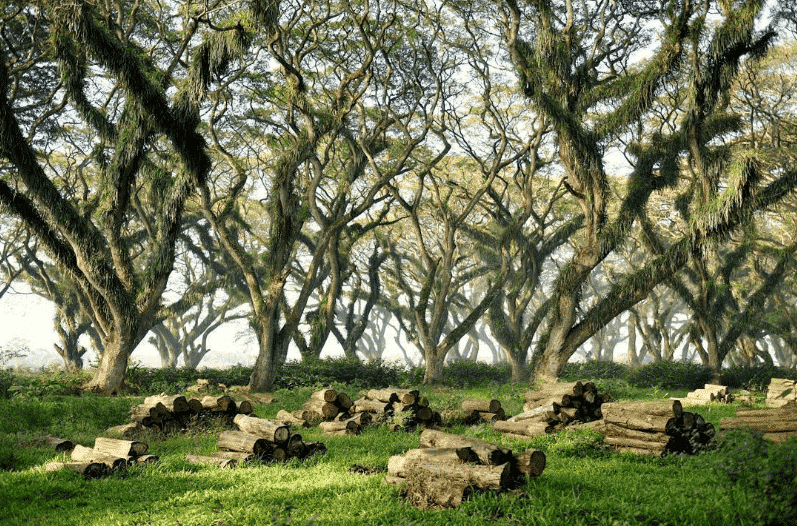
[1,0,797,394]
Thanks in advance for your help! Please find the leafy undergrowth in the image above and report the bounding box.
[0,383,786,526]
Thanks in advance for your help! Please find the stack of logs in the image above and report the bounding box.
[45,438,156,479]
[601,400,715,456]
[766,378,796,408]
[680,384,734,404]
[460,399,506,424]
[111,393,254,436]
[719,403,797,443]
[186,413,326,468]
[277,387,440,434]
[493,381,608,439]
[384,429,546,509]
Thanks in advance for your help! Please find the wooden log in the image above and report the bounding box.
[513,449,546,478]
[70,445,128,472]
[319,420,361,435]
[419,429,512,465]
[237,400,254,415]
[393,389,420,405]
[201,395,236,413]
[45,461,109,479]
[286,434,306,458]
[135,454,160,465]
[603,422,669,443]
[335,393,353,411]
[719,417,797,433]
[302,400,340,420]
[129,402,169,424]
[275,409,311,428]
[387,455,513,490]
[217,430,273,459]
[604,436,671,451]
[601,401,680,433]
[310,388,338,403]
[144,394,189,414]
[476,411,506,423]
[524,382,583,404]
[763,431,797,443]
[494,420,550,437]
[106,422,143,439]
[93,437,148,458]
[461,399,502,414]
[43,435,74,452]
[302,441,327,458]
[403,475,473,509]
[610,445,665,456]
[271,447,288,462]
[212,451,255,463]
[507,406,555,423]
[344,412,372,426]
[187,398,204,414]
[382,475,407,487]
[185,454,236,469]
[352,398,392,414]
[366,389,400,403]
[415,406,434,422]
[402,447,480,464]
[233,414,291,444]
[291,409,317,422]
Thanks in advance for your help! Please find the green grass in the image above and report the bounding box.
[0,377,787,526]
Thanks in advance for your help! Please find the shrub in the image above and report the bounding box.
[712,430,797,526]
[560,361,630,381]
[442,361,513,387]
[720,364,797,392]
[273,357,411,390]
[627,361,713,390]
[0,369,13,399]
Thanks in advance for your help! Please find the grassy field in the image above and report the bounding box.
[0,375,791,526]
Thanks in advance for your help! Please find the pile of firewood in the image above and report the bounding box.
[719,402,797,443]
[493,381,608,439]
[460,399,506,424]
[678,384,734,404]
[383,429,545,509]
[766,378,796,407]
[45,438,157,479]
[183,413,326,468]
[276,387,440,434]
[107,393,255,436]
[601,400,715,456]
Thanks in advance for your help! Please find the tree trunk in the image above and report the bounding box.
[84,333,135,394]
[422,349,445,385]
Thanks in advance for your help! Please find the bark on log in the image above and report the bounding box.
[403,475,473,510]
[275,409,311,428]
[135,454,160,465]
[310,388,338,403]
[286,434,306,458]
[387,455,512,490]
[335,393,353,411]
[212,451,255,463]
[201,395,236,413]
[366,389,400,403]
[45,461,109,479]
[237,400,254,415]
[43,435,74,452]
[217,430,273,459]
[401,447,480,464]
[93,437,148,458]
[507,406,555,423]
[493,420,550,437]
[106,422,143,439]
[461,399,502,414]
[352,398,392,413]
[319,420,361,435]
[185,454,236,468]
[513,449,546,478]
[601,402,680,433]
[419,429,512,465]
[301,400,340,420]
[233,414,291,444]
[144,394,189,414]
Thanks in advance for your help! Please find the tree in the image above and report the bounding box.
[501,0,797,383]
[0,2,215,392]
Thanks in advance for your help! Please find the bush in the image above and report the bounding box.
[720,364,797,392]
[442,361,513,387]
[560,361,630,381]
[627,361,713,390]
[712,430,797,526]
[0,369,13,399]
[273,357,412,390]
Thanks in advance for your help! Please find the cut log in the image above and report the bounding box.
[275,409,311,428]
[135,454,160,465]
[352,398,392,414]
[310,388,338,403]
[70,445,128,472]
[766,378,797,407]
[144,394,189,414]
[393,389,420,405]
[301,400,340,420]
[401,447,480,465]
[106,422,143,439]
[335,393,353,411]
[217,430,273,459]
[419,429,512,465]
[513,449,546,478]
[494,420,550,437]
[507,406,555,423]
[302,441,327,458]
[93,437,148,458]
[343,412,372,427]
[185,454,236,469]
[387,455,513,490]
[366,389,400,403]
[461,399,502,414]
[212,451,255,463]
[237,400,254,415]
[187,398,204,414]
[233,414,291,444]
[43,435,74,452]
[319,420,361,435]
[286,434,307,457]
[201,395,236,413]
[403,475,473,510]
[45,461,109,479]
[601,401,681,433]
